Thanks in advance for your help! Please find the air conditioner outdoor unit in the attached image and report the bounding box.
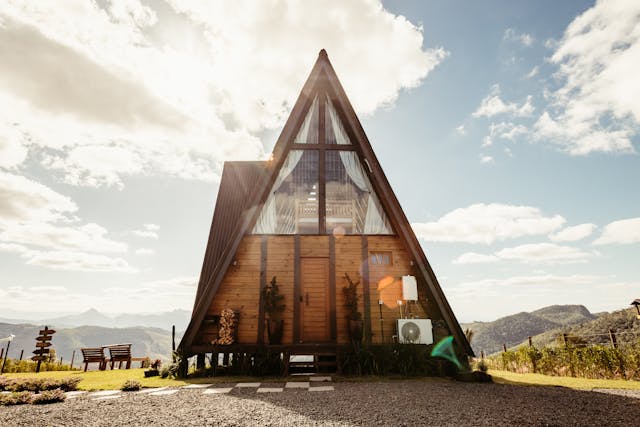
[397,319,433,345]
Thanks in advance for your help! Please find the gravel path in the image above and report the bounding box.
[1,380,639,426]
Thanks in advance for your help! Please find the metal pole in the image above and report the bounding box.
[70,350,76,369]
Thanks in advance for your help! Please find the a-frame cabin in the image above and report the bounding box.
[180,50,473,371]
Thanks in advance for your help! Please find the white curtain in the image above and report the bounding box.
[328,100,390,234]
[253,97,319,233]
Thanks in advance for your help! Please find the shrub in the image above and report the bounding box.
[0,391,33,406]
[475,359,488,372]
[2,376,81,392]
[32,389,66,405]
[121,380,141,391]
[160,363,180,379]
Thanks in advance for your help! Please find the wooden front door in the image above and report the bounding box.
[300,257,330,342]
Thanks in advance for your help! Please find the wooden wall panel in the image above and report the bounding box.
[266,236,295,344]
[204,236,261,344]
[300,236,329,257]
[334,236,363,344]
[367,236,428,344]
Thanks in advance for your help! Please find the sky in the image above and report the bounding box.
[0,0,638,323]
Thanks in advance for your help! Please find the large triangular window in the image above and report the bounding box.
[252,96,392,235]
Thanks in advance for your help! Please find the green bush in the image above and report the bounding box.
[0,376,81,392]
[341,344,448,376]
[488,342,640,380]
[0,391,33,406]
[0,358,74,373]
[32,389,66,405]
[121,380,141,391]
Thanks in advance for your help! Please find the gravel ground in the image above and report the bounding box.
[1,380,639,426]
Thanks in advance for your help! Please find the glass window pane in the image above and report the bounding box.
[252,150,319,234]
[325,151,392,235]
[294,96,319,144]
[325,99,351,145]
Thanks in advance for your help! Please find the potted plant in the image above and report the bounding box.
[144,359,162,377]
[262,276,285,344]
[343,273,363,343]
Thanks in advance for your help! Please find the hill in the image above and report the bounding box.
[43,308,191,331]
[521,307,640,348]
[461,304,596,355]
[0,323,181,364]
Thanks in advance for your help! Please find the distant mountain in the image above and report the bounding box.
[461,304,597,355]
[522,307,640,348]
[39,309,191,331]
[0,323,181,364]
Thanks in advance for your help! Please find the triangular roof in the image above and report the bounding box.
[180,50,473,356]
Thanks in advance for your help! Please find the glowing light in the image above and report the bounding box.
[332,226,346,239]
[430,336,461,369]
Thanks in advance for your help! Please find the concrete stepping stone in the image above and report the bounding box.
[257,387,283,393]
[89,390,121,397]
[183,384,212,389]
[93,395,122,400]
[149,389,179,396]
[309,376,332,382]
[309,386,334,392]
[236,382,261,388]
[65,391,87,399]
[285,381,309,388]
[203,388,233,394]
[137,387,168,394]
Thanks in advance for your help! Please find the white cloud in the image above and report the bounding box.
[480,155,494,164]
[411,203,565,244]
[526,66,539,79]
[472,85,534,118]
[0,171,131,271]
[456,124,466,135]
[0,1,444,187]
[135,248,155,256]
[482,122,528,147]
[454,243,595,265]
[0,222,127,253]
[504,28,535,47]
[0,171,77,226]
[533,0,640,155]
[549,223,596,242]
[132,223,160,239]
[593,217,640,245]
[452,252,499,264]
[495,243,594,264]
[25,250,135,272]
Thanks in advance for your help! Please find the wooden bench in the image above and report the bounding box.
[106,344,132,369]
[80,347,107,372]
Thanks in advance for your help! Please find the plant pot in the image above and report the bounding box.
[349,319,363,343]
[267,319,284,344]
[144,369,159,377]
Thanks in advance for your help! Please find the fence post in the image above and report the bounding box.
[562,333,568,347]
[480,350,485,359]
[502,344,507,353]
[608,329,618,348]
[19,349,23,361]
[0,348,4,359]
[528,336,533,347]
[70,350,76,369]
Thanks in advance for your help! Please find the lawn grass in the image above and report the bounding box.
[3,369,299,390]
[490,369,640,390]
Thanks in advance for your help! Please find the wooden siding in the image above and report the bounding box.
[200,234,439,346]
[265,236,295,344]
[202,236,261,344]
[334,236,363,343]
[367,236,428,344]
